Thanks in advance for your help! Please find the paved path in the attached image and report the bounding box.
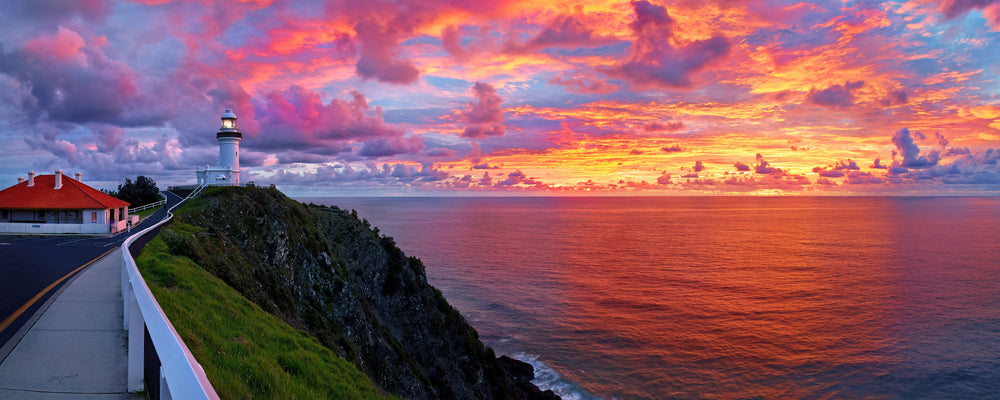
[0,191,182,347]
[0,190,185,398]
[0,250,135,399]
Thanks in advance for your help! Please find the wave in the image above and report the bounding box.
[511,352,607,400]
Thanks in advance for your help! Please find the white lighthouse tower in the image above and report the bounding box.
[195,109,242,186]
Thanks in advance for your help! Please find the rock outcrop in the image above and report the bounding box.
[163,186,558,400]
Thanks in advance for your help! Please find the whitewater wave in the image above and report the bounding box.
[511,352,607,400]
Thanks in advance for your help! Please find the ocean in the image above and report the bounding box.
[297,196,1000,400]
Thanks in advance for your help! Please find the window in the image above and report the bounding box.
[92,212,98,223]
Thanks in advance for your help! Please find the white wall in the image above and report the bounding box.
[0,222,109,234]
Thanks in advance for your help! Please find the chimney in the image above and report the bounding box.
[75,172,82,183]
[55,170,62,190]
[28,171,34,187]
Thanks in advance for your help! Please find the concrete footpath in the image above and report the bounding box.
[0,250,134,399]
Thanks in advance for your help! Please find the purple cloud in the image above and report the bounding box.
[807,81,865,109]
[754,154,783,175]
[891,128,940,169]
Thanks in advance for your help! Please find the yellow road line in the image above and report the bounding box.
[0,247,119,334]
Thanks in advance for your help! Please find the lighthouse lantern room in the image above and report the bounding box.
[196,109,243,186]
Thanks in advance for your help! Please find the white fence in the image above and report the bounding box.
[0,222,110,234]
[121,194,219,400]
[131,198,166,213]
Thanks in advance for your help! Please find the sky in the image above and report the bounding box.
[1,0,999,196]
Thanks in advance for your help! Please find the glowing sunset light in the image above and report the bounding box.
[0,0,998,195]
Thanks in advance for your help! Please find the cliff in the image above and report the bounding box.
[159,186,558,399]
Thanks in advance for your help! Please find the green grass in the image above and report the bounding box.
[135,227,395,400]
[134,206,161,220]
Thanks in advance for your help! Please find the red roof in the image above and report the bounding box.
[0,175,130,210]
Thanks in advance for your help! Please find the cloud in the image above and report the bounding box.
[693,160,705,172]
[0,27,171,127]
[440,25,470,61]
[604,0,730,89]
[461,82,506,138]
[834,159,860,171]
[845,171,884,184]
[643,121,685,132]
[882,88,909,106]
[661,144,683,152]
[354,20,420,85]
[754,153,783,175]
[939,0,1000,19]
[871,158,888,169]
[251,86,419,159]
[495,169,546,187]
[934,132,949,148]
[0,0,111,23]
[807,81,865,109]
[734,161,751,172]
[891,128,940,169]
[506,13,606,52]
[946,147,971,156]
[357,135,424,158]
[548,74,618,95]
[261,162,452,188]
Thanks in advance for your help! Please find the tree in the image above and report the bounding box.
[112,176,160,206]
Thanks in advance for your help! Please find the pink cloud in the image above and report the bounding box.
[354,20,420,84]
[251,85,420,159]
[548,74,618,95]
[23,27,86,61]
[461,81,506,138]
[604,0,731,89]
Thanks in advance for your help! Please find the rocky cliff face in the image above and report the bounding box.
[162,186,557,400]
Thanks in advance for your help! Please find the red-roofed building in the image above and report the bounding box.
[0,171,131,234]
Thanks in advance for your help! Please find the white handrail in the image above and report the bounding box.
[130,198,167,213]
[121,193,219,400]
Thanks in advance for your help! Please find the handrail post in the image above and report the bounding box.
[122,255,130,331]
[127,290,144,392]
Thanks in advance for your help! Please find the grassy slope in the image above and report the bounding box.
[135,222,395,400]
[134,206,160,220]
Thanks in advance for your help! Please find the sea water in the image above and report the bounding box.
[298,196,1000,400]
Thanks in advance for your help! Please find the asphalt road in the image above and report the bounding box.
[0,191,184,348]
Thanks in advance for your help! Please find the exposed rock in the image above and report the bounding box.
[165,187,558,400]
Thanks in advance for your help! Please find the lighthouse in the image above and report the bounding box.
[195,109,242,186]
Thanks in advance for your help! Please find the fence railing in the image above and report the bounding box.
[121,194,219,400]
[130,198,167,214]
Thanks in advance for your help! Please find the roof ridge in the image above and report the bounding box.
[65,176,127,208]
